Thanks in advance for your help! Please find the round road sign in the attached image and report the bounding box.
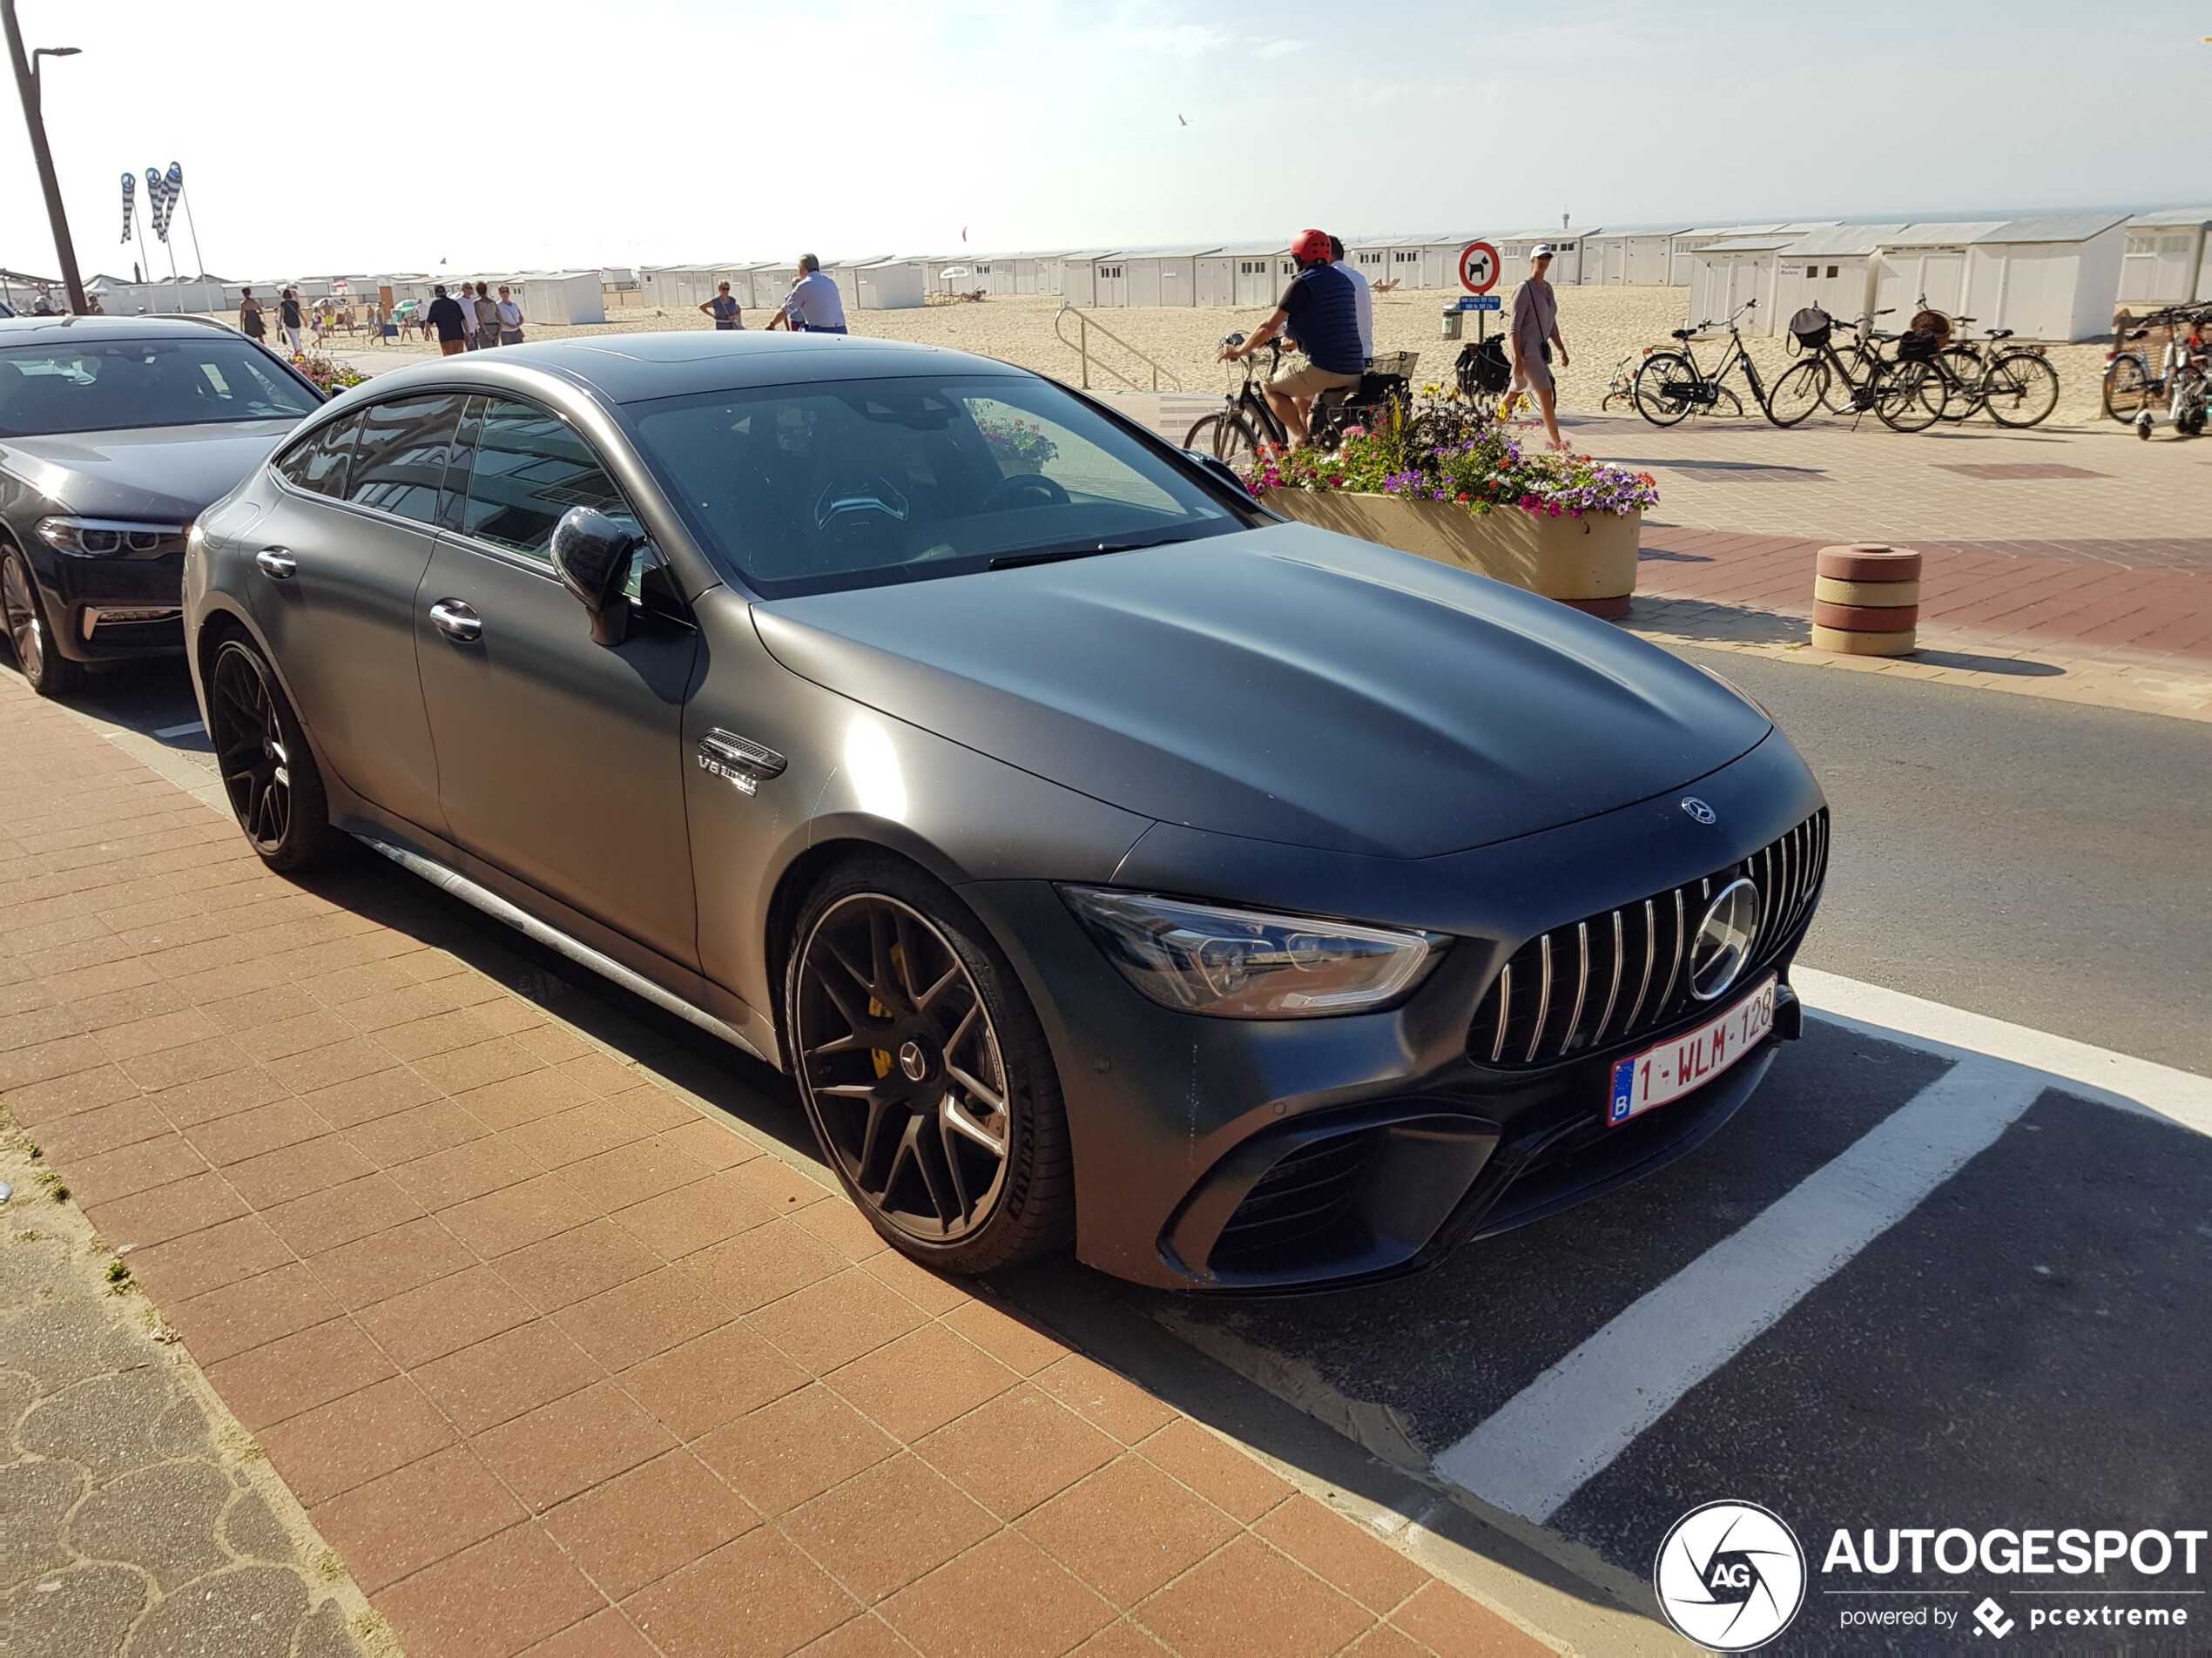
[1460,240,1500,294]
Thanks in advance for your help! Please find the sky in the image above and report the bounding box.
[5,0,2210,281]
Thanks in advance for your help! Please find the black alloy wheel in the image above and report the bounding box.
[788,863,1072,1273]
[1,548,85,698]
[206,639,341,872]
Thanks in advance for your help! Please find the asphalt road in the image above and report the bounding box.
[1681,648,2212,1076]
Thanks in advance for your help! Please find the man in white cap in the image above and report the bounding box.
[1507,245,1571,450]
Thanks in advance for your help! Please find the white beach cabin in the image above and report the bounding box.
[1584,228,1687,286]
[1764,226,1907,334]
[1959,215,2126,342]
[1868,224,2005,324]
[1053,253,1125,307]
[1121,246,1219,307]
[1495,230,1598,286]
[2118,209,2212,307]
[1684,233,1799,327]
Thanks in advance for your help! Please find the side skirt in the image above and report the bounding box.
[356,834,770,1064]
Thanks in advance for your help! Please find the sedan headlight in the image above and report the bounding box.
[1061,887,1445,1018]
[36,516,192,558]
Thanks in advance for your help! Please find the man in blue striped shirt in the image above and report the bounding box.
[1217,229,1362,447]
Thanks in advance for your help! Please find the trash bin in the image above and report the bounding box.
[1440,307,1463,340]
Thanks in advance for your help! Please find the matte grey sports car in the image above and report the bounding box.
[0,316,323,698]
[183,333,1826,1291]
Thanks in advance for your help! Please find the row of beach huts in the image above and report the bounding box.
[79,208,2212,345]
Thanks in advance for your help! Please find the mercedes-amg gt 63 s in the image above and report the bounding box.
[184,333,1826,1291]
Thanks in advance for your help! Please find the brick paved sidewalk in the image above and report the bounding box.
[0,673,1551,1658]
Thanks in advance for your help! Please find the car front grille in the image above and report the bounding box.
[1210,1129,1384,1267]
[1467,808,1828,1068]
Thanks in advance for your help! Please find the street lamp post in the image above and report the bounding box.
[0,1,82,313]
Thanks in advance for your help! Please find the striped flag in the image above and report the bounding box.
[120,172,134,242]
[145,168,167,240]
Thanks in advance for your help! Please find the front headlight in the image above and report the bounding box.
[36,516,192,558]
[1060,887,1446,1018]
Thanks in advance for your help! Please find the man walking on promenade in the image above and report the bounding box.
[496,285,524,346]
[765,255,847,334]
[700,280,743,329]
[427,285,470,356]
[474,282,501,348]
[1215,228,1362,448]
[1507,245,1571,451]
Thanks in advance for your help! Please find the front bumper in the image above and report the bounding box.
[963,729,1825,1291]
[32,549,186,662]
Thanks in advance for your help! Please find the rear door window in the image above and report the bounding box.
[273,412,361,498]
[454,398,636,564]
[344,394,465,525]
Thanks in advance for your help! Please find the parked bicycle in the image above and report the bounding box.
[1767,307,1898,426]
[2105,303,2212,424]
[1925,316,2062,427]
[1601,346,1651,412]
[1631,300,1771,425]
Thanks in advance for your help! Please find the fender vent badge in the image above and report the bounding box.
[698,730,786,796]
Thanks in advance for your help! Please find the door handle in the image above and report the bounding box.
[428,599,482,642]
[254,547,297,579]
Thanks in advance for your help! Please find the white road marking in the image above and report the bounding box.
[1433,1057,2045,1524]
[152,720,205,739]
[1794,967,2212,1139]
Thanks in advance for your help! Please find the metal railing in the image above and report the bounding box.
[1053,302,1183,392]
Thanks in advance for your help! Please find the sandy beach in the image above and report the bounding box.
[475,283,2114,428]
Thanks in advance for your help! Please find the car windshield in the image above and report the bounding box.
[0,337,320,437]
[626,374,1249,596]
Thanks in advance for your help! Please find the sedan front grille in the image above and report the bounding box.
[1210,1129,1383,1267]
[1468,808,1827,1068]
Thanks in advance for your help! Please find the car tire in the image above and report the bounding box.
[1,546,87,699]
[205,637,344,873]
[786,855,1074,1275]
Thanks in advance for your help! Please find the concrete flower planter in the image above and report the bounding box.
[1264,491,1640,617]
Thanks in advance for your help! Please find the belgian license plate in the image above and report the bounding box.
[1608,975,1777,1127]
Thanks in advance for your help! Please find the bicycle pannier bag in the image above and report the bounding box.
[1898,329,1940,363]
[1456,337,1511,395]
[1788,307,1832,351]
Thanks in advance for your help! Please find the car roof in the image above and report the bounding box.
[0,314,242,342]
[354,330,1033,406]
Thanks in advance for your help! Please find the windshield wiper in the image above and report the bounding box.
[987,533,1193,570]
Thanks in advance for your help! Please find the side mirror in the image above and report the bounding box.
[550,506,639,646]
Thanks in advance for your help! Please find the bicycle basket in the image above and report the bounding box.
[1897,329,1941,363]
[1908,308,1953,343]
[1367,351,1420,379]
[1456,338,1511,396]
[1788,307,1833,351]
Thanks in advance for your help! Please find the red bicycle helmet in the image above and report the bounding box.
[1291,228,1332,263]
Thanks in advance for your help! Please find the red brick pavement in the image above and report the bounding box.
[0,674,1553,1658]
[1638,526,2212,665]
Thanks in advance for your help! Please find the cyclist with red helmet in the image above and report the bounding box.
[1217,228,1364,447]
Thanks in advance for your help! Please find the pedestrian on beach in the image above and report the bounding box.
[765,255,847,334]
[1506,245,1571,451]
[426,284,470,356]
[30,287,54,316]
[1328,235,1373,362]
[1215,227,1362,449]
[238,287,266,343]
[700,280,743,329]
[278,287,307,356]
[474,282,500,348]
[495,285,524,346]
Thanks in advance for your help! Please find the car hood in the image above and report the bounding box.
[752,522,1773,859]
[0,420,300,521]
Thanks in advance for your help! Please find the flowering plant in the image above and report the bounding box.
[291,353,368,396]
[974,414,1059,468]
[1244,417,1656,520]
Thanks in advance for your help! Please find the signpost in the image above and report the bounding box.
[1458,241,1503,343]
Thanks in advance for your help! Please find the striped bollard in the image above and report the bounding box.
[1811,544,1919,657]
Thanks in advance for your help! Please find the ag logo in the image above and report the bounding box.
[1654,1500,1805,1651]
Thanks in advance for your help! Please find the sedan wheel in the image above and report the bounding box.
[788,866,1072,1272]
[1,549,85,698]
[206,639,341,872]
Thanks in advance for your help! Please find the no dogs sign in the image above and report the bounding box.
[1459,241,1500,294]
